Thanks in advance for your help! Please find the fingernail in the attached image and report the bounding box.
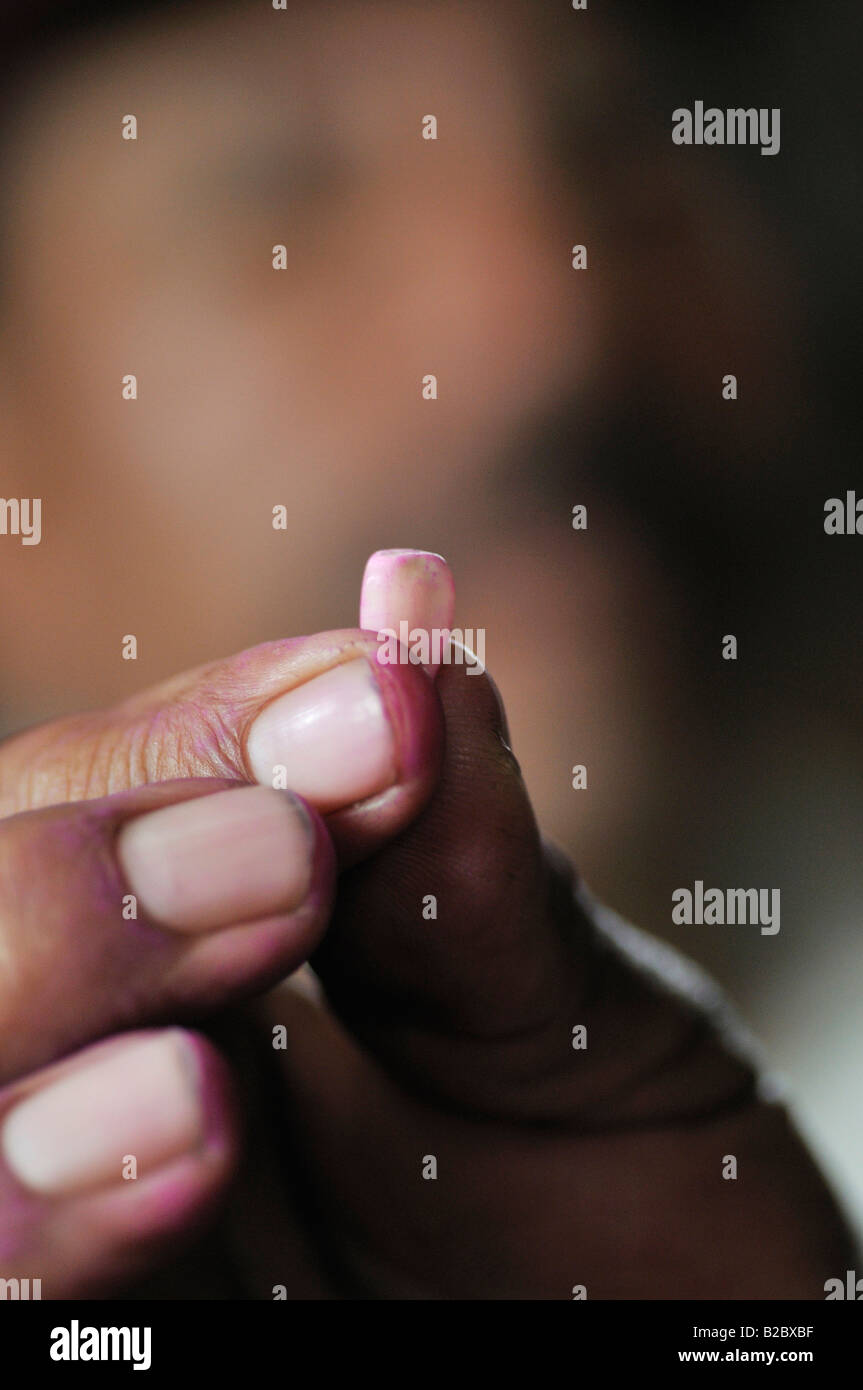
[117,785,313,932]
[1,1032,203,1196]
[360,549,455,676]
[246,658,396,814]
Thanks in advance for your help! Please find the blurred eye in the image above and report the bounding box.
[214,141,357,213]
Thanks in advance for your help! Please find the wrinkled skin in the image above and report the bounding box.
[0,633,854,1298]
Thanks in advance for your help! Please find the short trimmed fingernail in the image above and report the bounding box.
[117,785,313,932]
[360,549,455,677]
[1,1032,203,1196]
[245,658,396,814]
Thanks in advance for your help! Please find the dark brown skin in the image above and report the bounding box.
[225,663,857,1300]
[0,641,854,1298]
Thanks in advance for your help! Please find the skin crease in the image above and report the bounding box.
[0,3,857,1298]
[0,625,855,1298]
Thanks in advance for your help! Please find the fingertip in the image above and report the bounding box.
[360,549,455,678]
[326,654,445,863]
[56,1030,241,1295]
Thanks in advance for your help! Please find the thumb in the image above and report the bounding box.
[313,553,755,1124]
[0,630,442,860]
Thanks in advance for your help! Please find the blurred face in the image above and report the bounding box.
[0,0,581,710]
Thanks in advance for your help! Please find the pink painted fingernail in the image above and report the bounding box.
[1,1031,203,1196]
[117,785,313,933]
[246,658,396,814]
[360,549,455,677]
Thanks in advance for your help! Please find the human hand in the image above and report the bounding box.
[0,552,852,1298]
